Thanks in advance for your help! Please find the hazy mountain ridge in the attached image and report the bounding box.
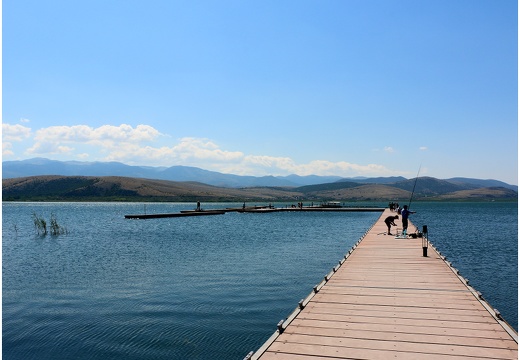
[3,158,517,192]
[3,158,300,187]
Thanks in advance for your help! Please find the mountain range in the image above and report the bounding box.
[2,158,517,202]
[2,158,343,187]
[3,158,517,190]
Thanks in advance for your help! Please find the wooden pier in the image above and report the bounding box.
[237,207,384,213]
[248,209,518,359]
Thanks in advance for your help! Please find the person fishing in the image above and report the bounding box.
[400,165,421,236]
[400,205,415,236]
[384,215,399,235]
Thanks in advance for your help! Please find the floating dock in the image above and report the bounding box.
[247,209,518,359]
[124,210,225,219]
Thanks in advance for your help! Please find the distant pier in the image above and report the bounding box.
[246,209,518,359]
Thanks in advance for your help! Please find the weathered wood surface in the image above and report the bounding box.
[252,209,517,360]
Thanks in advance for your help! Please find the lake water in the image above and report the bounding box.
[3,201,517,359]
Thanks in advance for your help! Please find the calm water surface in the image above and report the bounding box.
[3,201,517,359]
[410,201,517,331]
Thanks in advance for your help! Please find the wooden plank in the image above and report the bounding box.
[310,292,486,310]
[286,318,511,339]
[252,209,517,360]
[292,313,504,331]
[303,302,495,323]
[262,341,517,360]
[282,325,518,350]
[274,333,518,358]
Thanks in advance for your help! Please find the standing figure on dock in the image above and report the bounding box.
[384,215,399,235]
[196,201,201,211]
[400,205,415,236]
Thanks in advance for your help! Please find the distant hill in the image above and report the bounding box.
[338,175,518,192]
[282,174,344,186]
[1,176,299,202]
[2,175,517,202]
[435,187,519,200]
[392,177,474,194]
[298,183,412,201]
[293,177,517,200]
[294,180,362,193]
[336,176,408,184]
[446,177,517,191]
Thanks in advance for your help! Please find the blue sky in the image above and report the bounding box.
[3,0,518,184]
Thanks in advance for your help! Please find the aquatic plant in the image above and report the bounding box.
[32,212,47,235]
[49,213,68,235]
[32,212,68,236]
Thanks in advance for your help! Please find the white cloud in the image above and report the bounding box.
[419,146,428,151]
[3,123,31,142]
[2,123,32,157]
[99,137,244,167]
[93,124,160,143]
[28,124,162,155]
[172,138,243,161]
[28,141,75,155]
[209,156,399,178]
[31,124,160,145]
[285,160,397,177]
[3,142,14,156]
[10,123,403,177]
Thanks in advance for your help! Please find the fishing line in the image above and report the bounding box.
[408,164,422,209]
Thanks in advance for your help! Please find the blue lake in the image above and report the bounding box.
[2,201,517,359]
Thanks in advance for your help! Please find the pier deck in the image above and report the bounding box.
[250,209,517,359]
[237,207,384,213]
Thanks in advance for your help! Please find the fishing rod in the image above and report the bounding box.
[408,164,421,209]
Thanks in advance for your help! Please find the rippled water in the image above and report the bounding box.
[3,201,517,359]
